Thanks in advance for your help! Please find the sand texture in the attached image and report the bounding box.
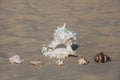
[0,0,120,80]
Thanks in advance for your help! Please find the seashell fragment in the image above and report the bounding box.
[78,56,89,65]
[56,59,64,66]
[94,52,111,63]
[30,61,44,67]
[9,55,24,64]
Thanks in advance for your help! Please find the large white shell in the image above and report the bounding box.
[78,57,89,65]
[9,55,24,64]
[42,24,77,59]
[56,59,64,66]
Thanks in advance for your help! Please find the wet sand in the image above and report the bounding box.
[0,0,120,80]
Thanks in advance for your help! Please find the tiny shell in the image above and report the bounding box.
[56,59,64,66]
[9,55,24,64]
[78,56,89,65]
[30,61,44,67]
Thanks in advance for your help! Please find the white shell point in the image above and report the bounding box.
[9,55,24,64]
[30,61,44,67]
[49,23,77,49]
[56,59,64,66]
[78,57,89,65]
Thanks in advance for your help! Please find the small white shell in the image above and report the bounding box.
[30,61,44,67]
[9,55,24,64]
[56,59,64,66]
[78,57,89,65]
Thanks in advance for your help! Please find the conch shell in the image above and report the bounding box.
[42,24,77,59]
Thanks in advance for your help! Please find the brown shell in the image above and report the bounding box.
[94,52,111,63]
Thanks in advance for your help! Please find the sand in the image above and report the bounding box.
[0,0,120,80]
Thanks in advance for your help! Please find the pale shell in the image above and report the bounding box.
[78,57,89,65]
[9,55,24,64]
[30,61,44,67]
[56,59,64,66]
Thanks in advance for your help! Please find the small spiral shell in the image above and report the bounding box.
[94,52,111,63]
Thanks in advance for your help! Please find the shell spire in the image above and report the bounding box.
[62,23,66,29]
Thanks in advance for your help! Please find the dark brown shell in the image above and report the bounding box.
[94,52,111,63]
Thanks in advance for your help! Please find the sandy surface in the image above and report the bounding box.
[0,0,120,80]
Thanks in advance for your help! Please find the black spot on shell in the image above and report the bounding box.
[71,44,79,51]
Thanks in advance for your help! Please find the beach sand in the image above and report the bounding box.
[0,0,120,80]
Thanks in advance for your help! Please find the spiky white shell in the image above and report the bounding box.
[49,23,77,49]
[9,55,24,64]
[42,24,77,59]
[30,61,44,67]
[56,59,64,66]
